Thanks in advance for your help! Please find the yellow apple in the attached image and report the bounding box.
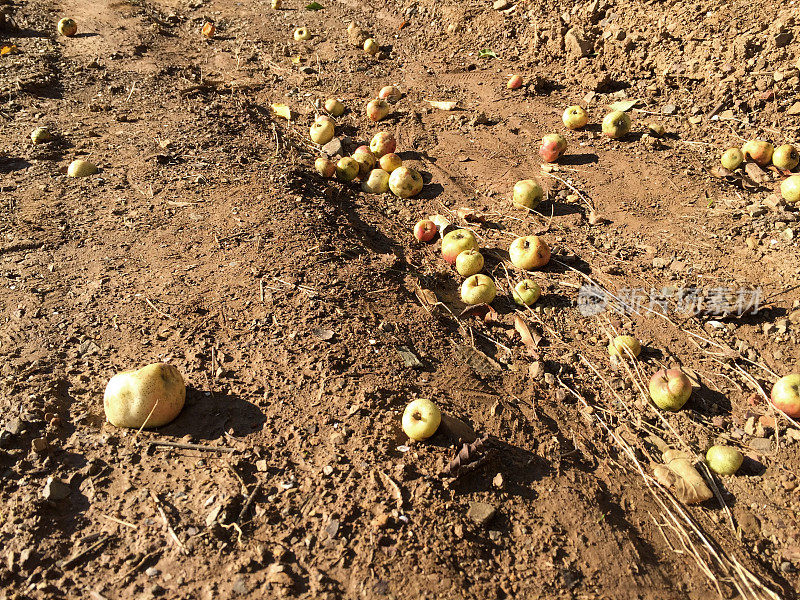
[773,144,799,171]
[294,27,310,41]
[562,105,588,129]
[310,116,335,144]
[461,274,496,305]
[455,249,484,277]
[324,98,344,117]
[602,110,631,139]
[608,335,641,358]
[705,446,743,476]
[104,363,186,428]
[441,229,478,264]
[361,168,390,193]
[402,398,441,441]
[57,17,77,37]
[720,148,744,171]
[781,174,800,204]
[67,159,98,177]
[509,235,550,270]
[512,279,541,306]
[512,179,543,210]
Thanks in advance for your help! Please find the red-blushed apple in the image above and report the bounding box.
[742,140,774,167]
[721,148,744,171]
[324,98,344,117]
[773,144,799,171]
[366,99,391,122]
[361,169,390,193]
[314,157,335,178]
[441,229,478,264]
[509,236,550,270]
[352,145,376,178]
[455,249,484,277]
[378,85,402,103]
[413,219,437,242]
[705,446,743,476]
[562,105,588,130]
[781,174,800,204]
[310,116,335,144]
[461,274,497,305]
[602,110,632,139]
[388,166,423,198]
[512,279,541,306]
[539,133,567,163]
[402,398,441,441]
[335,157,359,181]
[608,335,641,359]
[58,18,78,37]
[512,179,543,210]
[507,75,523,89]
[369,132,396,158]
[770,374,800,418]
[363,38,379,55]
[648,369,692,411]
[379,153,402,173]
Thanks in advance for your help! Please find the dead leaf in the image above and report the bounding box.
[608,98,640,112]
[459,303,498,323]
[708,166,734,179]
[744,162,768,184]
[452,342,502,377]
[653,449,713,505]
[456,207,487,223]
[514,315,541,354]
[439,414,477,443]
[428,214,454,239]
[426,100,458,110]
[414,286,438,308]
[788,102,800,116]
[271,103,293,120]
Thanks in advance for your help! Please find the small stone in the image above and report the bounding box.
[322,465,334,476]
[255,459,268,472]
[758,415,776,429]
[232,575,249,595]
[652,257,668,268]
[321,137,342,157]
[0,430,12,448]
[42,477,70,501]
[564,28,594,58]
[467,502,496,526]
[492,0,511,9]
[5,418,24,435]
[266,564,293,586]
[488,530,502,542]
[748,438,772,454]
[780,561,794,573]
[330,432,346,445]
[662,104,678,115]
[145,566,161,577]
[528,361,545,379]
[324,518,340,538]
[492,473,504,489]
[744,416,757,436]
[31,438,48,453]
[774,32,792,48]
[370,513,391,529]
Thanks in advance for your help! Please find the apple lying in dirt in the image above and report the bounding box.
[335,157,359,181]
[361,168,390,193]
[379,153,402,173]
[366,99,391,122]
[608,335,641,359]
[705,446,743,476]
[413,219,437,242]
[512,279,541,306]
[602,110,632,139]
[310,116,335,144]
[772,144,799,171]
[57,17,77,37]
[31,127,52,144]
[202,22,215,38]
[507,75,523,90]
[363,38,379,55]
[370,132,396,158]
[648,369,692,411]
[388,166,423,197]
[352,145,376,178]
[770,374,800,418]
[402,398,441,441]
[314,157,336,178]
[441,229,479,264]
[509,235,550,270]
[512,179,543,210]
[781,174,800,204]
[271,0,282,8]
[378,85,402,104]
[324,98,344,117]
[67,159,98,177]
[104,363,186,429]
[461,274,497,305]
[742,140,773,167]
[539,133,567,163]
[720,148,744,171]
[455,249,484,277]
[293,27,310,41]
[562,105,588,130]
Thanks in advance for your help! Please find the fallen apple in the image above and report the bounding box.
[366,98,391,122]
[352,145,376,178]
[455,249,484,277]
[293,27,310,41]
[602,110,632,139]
[30,127,52,144]
[271,0,282,8]
[201,22,215,38]
[324,98,344,117]
[379,153,402,173]
[781,174,800,204]
[742,140,773,167]
[413,219,437,242]
[562,105,588,130]
[461,274,497,305]
[57,17,77,37]
[507,75,523,90]
[388,166,423,197]
[648,369,692,411]
[705,446,743,476]
[378,85,402,104]
[539,133,567,163]
[772,144,799,171]
[647,122,666,137]
[512,179,543,210]
[608,335,641,359]
[512,279,541,306]
[363,38,379,55]
[335,157,359,182]
[441,229,478,264]
[770,374,800,418]
[369,132,396,158]
[310,116,335,144]
[314,157,336,178]
[402,398,441,441]
[67,159,98,177]
[104,363,186,429]
[720,148,744,171]
[509,235,550,270]
[361,168,390,193]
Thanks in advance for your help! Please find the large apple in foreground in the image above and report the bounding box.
[104,363,186,429]
[512,279,541,306]
[773,144,799,171]
[512,179,543,210]
[509,235,550,270]
[602,111,631,139]
[441,229,478,264]
[461,274,497,305]
[402,398,441,441]
[562,105,588,130]
[455,249,484,277]
[771,374,800,418]
[742,140,774,167]
[539,133,567,163]
[781,175,800,204]
[648,369,692,411]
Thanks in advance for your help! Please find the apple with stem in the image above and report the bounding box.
[369,132,396,158]
[512,279,541,306]
[602,111,631,139]
[781,174,800,204]
[361,169,390,193]
[507,75,523,90]
[414,219,437,242]
[314,157,335,178]
[335,157,359,182]
[402,398,441,441]
[539,133,567,163]
[324,98,344,117]
[770,374,800,418]
[742,140,773,167]
[608,335,641,359]
[455,249,484,277]
[366,99,391,122]
[441,229,478,264]
[772,144,799,171]
[57,18,78,37]
[461,274,497,305]
[562,105,588,130]
[648,369,692,411]
[379,153,402,173]
[388,166,423,197]
[720,148,744,171]
[509,236,550,270]
[310,116,335,144]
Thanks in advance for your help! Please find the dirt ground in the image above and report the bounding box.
[1,0,800,598]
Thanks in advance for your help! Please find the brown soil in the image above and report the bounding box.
[1,0,800,598]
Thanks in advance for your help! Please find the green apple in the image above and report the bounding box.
[509,235,550,270]
[608,335,641,359]
[57,17,77,37]
[720,148,744,171]
[648,369,692,411]
[562,105,588,130]
[402,398,441,441]
[512,179,543,210]
[363,38,379,55]
[781,174,800,204]
[104,363,185,429]
[455,249,484,277]
[31,127,52,144]
[773,144,799,171]
[512,279,541,306]
[335,157,359,181]
[602,110,631,139]
[705,446,743,476]
[441,229,478,264]
[310,116,335,144]
[324,98,344,117]
[460,274,497,305]
[771,374,800,418]
[67,159,98,177]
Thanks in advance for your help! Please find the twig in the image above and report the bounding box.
[150,490,188,554]
[237,481,263,523]
[136,400,159,437]
[59,535,112,569]
[99,513,138,530]
[115,550,160,583]
[147,440,236,454]
[141,296,172,319]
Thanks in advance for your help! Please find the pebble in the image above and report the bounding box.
[5,418,24,435]
[662,103,678,115]
[785,429,800,442]
[31,438,48,453]
[492,0,511,9]
[42,477,70,501]
[529,361,545,379]
[321,137,342,157]
[232,575,249,595]
[467,502,496,526]
[492,473,504,489]
[748,438,772,454]
[145,566,161,577]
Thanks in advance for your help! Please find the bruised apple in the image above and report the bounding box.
[361,168,390,193]
[336,157,359,181]
[441,229,478,264]
[772,144,799,171]
[314,157,336,178]
[413,219,437,242]
[367,99,391,122]
[369,132,396,158]
[352,145,376,178]
[58,18,78,37]
[742,140,773,167]
[388,166,423,197]
[608,335,641,359]
[509,236,550,270]
[512,179,543,210]
[507,75,523,89]
[378,85,402,103]
[379,153,402,173]
[104,363,186,429]
[539,134,567,162]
